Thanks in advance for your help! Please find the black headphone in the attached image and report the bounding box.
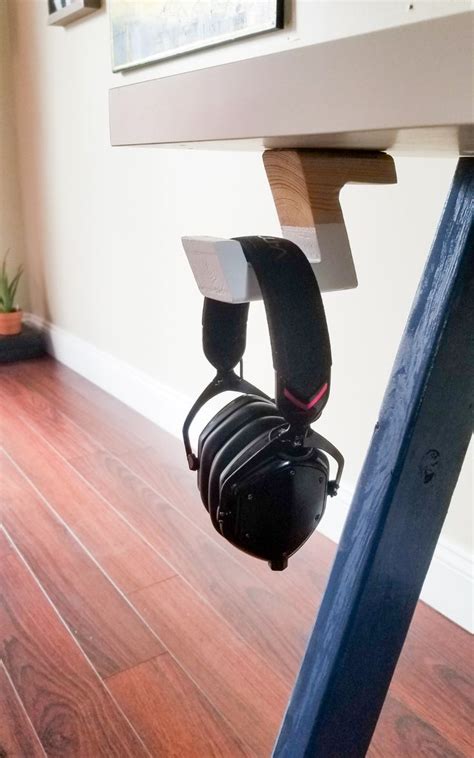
[183,236,343,570]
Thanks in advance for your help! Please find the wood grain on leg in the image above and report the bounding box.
[0,528,149,757]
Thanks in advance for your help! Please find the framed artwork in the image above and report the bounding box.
[48,0,101,26]
[109,1,284,72]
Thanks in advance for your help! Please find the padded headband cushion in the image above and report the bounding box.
[202,237,331,403]
[202,299,249,373]
[237,236,331,401]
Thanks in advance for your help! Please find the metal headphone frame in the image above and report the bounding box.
[182,361,344,495]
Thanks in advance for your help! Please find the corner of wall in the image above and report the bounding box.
[0,0,30,312]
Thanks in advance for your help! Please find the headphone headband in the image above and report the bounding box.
[182,236,343,567]
[202,236,332,421]
[183,236,332,469]
[202,299,249,373]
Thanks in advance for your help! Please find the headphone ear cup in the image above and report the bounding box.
[219,449,330,568]
[208,412,283,529]
[199,397,276,511]
[218,427,275,495]
[198,396,255,463]
[198,395,255,504]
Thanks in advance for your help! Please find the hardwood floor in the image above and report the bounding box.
[107,655,250,757]
[0,529,149,757]
[0,356,472,757]
[0,662,46,758]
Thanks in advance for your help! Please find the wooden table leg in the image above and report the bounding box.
[273,158,473,758]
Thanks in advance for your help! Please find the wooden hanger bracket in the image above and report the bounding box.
[263,149,397,291]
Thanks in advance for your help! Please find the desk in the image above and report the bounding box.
[109,12,473,755]
[110,13,473,156]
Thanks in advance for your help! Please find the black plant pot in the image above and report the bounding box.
[0,324,46,364]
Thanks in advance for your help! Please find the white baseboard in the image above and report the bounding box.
[26,313,473,633]
[26,313,190,439]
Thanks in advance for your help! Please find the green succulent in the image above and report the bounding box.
[0,250,24,314]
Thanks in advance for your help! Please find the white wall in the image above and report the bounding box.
[0,0,28,310]
[8,0,472,625]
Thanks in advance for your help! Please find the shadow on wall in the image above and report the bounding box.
[0,2,28,310]
[7,0,51,322]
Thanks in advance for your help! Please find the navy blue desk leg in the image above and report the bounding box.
[273,158,473,758]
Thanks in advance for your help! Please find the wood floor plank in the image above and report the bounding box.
[0,373,101,461]
[8,359,148,455]
[0,526,12,560]
[0,451,165,678]
[388,625,473,755]
[370,695,468,757]
[73,506,177,595]
[0,661,46,758]
[408,601,474,674]
[130,576,289,756]
[1,410,176,594]
[3,358,472,756]
[6,357,166,448]
[107,654,252,757]
[0,527,150,757]
[71,448,311,684]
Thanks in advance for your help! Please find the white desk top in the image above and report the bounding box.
[109,12,473,156]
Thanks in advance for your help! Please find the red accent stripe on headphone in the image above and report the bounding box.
[283,382,329,411]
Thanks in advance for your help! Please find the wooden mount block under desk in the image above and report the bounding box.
[263,149,397,291]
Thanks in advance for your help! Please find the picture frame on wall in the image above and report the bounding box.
[109,1,284,72]
[48,0,101,27]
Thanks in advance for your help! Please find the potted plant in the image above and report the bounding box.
[0,250,24,336]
